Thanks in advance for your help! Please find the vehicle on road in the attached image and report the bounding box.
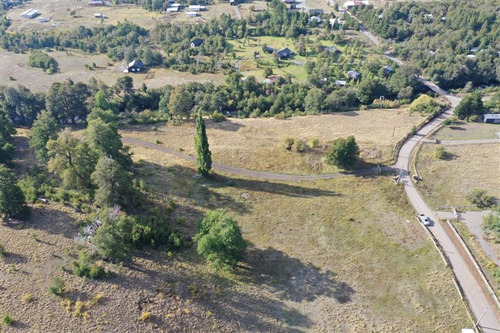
[418,214,431,226]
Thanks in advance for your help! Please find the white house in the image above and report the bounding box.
[188,5,206,11]
[186,11,198,17]
[166,7,178,12]
[21,8,39,19]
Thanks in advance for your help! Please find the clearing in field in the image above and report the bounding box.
[0,49,225,92]
[431,121,500,141]
[0,132,470,331]
[122,108,425,174]
[416,143,500,211]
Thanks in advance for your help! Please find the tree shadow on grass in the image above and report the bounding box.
[206,118,245,132]
[242,246,355,304]
[110,249,314,332]
[208,174,341,199]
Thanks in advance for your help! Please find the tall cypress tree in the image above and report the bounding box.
[195,111,212,177]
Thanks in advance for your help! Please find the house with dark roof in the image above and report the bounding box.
[125,60,144,73]
[191,38,204,48]
[347,70,361,80]
[276,47,293,59]
[309,8,323,15]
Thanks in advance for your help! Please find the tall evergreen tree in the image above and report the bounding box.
[0,165,28,219]
[194,111,212,177]
[29,110,58,163]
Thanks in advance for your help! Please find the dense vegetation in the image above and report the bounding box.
[352,0,500,89]
[28,51,58,73]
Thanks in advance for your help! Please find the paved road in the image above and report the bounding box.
[123,137,388,181]
[349,10,500,331]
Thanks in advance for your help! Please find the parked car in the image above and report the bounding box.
[418,214,431,226]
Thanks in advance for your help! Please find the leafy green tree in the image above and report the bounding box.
[356,80,387,104]
[92,209,135,262]
[0,165,28,219]
[45,80,90,124]
[91,156,133,208]
[454,92,484,120]
[194,111,212,177]
[168,86,193,119]
[305,88,326,114]
[326,136,360,169]
[0,114,15,164]
[47,129,98,191]
[194,209,246,269]
[409,94,441,115]
[85,115,132,170]
[29,110,58,163]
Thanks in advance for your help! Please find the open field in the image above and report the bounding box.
[6,0,239,33]
[121,108,425,174]
[0,49,225,92]
[0,131,470,331]
[416,143,500,210]
[431,121,500,141]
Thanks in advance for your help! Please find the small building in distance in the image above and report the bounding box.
[186,11,199,17]
[322,45,340,53]
[347,70,361,80]
[309,8,323,15]
[263,45,275,54]
[191,38,204,48]
[39,17,49,23]
[125,60,144,73]
[88,0,105,5]
[276,47,293,59]
[188,5,206,11]
[230,0,237,6]
[484,114,500,124]
[166,7,179,12]
[21,8,39,19]
[94,13,108,18]
[344,0,369,10]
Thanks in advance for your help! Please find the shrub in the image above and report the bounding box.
[194,209,247,269]
[325,136,360,169]
[0,243,4,258]
[281,136,294,151]
[22,293,33,303]
[28,51,58,73]
[139,311,152,321]
[483,207,500,241]
[309,138,319,148]
[434,146,446,160]
[49,277,65,296]
[294,139,306,153]
[211,111,226,122]
[467,189,495,209]
[409,94,442,115]
[2,313,13,326]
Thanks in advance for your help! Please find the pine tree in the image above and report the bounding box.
[194,111,212,177]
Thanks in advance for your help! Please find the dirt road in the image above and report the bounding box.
[122,137,387,181]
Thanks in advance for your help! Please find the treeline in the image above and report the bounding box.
[0,62,431,128]
[351,0,500,89]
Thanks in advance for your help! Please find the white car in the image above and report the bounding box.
[418,214,431,226]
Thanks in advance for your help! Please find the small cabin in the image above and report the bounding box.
[191,38,204,48]
[21,8,39,19]
[126,60,144,73]
[186,11,198,17]
[230,0,237,5]
[276,47,292,59]
[347,70,361,80]
[88,0,105,5]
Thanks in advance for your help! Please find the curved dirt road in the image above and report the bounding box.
[122,137,387,181]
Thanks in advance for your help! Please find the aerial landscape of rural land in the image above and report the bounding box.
[0,0,499,331]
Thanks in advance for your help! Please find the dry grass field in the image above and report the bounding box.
[431,121,500,141]
[122,108,425,174]
[416,143,500,210]
[0,132,470,332]
[6,0,239,33]
[0,49,225,93]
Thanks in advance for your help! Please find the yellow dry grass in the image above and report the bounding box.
[122,108,425,174]
[0,49,224,93]
[128,142,470,331]
[416,143,500,210]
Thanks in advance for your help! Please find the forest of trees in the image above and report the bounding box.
[351,0,500,89]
